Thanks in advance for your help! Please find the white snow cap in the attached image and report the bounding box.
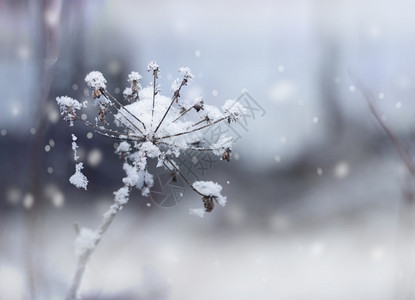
[178,66,194,80]
[56,96,86,126]
[56,96,83,111]
[115,141,131,154]
[69,163,88,190]
[128,71,142,83]
[140,141,161,158]
[222,99,247,121]
[122,163,140,187]
[85,71,107,90]
[192,181,227,206]
[147,61,159,72]
[203,104,224,122]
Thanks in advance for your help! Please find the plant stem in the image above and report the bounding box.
[154,79,186,134]
[66,188,130,300]
[103,91,146,132]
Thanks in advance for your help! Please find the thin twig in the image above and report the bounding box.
[154,79,187,134]
[352,75,415,176]
[103,91,147,131]
[192,117,208,127]
[164,156,207,197]
[172,105,193,123]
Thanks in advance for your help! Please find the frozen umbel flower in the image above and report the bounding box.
[58,61,247,300]
[56,61,246,214]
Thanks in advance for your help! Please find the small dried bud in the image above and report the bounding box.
[193,100,204,112]
[174,90,180,102]
[221,148,231,162]
[98,107,108,125]
[93,89,102,99]
[202,196,215,212]
[171,171,178,182]
[179,106,187,114]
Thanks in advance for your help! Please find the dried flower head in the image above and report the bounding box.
[57,61,245,215]
[85,71,107,98]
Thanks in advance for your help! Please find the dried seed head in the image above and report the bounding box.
[202,196,215,212]
[93,89,102,99]
[221,148,231,162]
[171,171,178,183]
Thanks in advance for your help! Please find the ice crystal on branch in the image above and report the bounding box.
[56,61,246,215]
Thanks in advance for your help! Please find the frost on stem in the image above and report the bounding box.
[75,228,100,257]
[71,134,79,161]
[212,135,233,161]
[113,186,130,206]
[147,61,159,73]
[57,61,246,214]
[69,163,88,190]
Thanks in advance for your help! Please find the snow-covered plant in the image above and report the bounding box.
[57,62,246,214]
[57,61,246,299]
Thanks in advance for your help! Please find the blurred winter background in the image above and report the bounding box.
[2,0,415,299]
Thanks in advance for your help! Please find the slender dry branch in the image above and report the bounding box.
[154,79,187,134]
[156,141,212,152]
[164,156,207,197]
[103,91,146,132]
[66,187,131,300]
[172,105,193,123]
[94,130,144,142]
[78,118,141,139]
[156,116,227,140]
[192,117,208,127]
[352,76,415,176]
